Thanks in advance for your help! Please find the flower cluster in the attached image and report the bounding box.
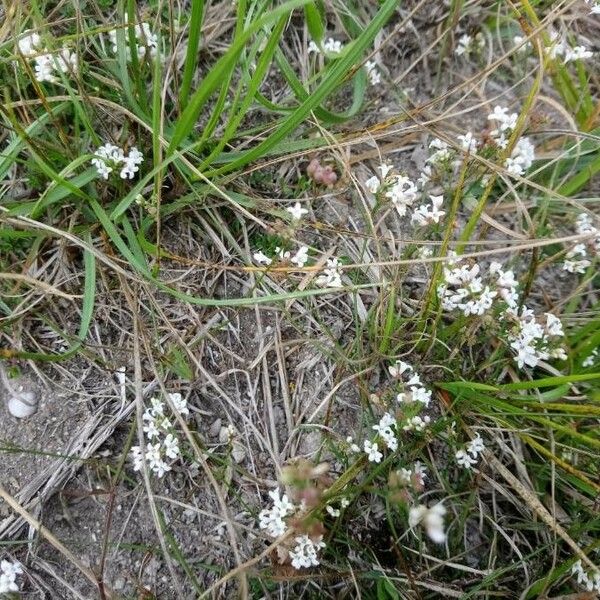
[408,503,447,543]
[316,257,343,288]
[308,37,344,55]
[259,488,295,537]
[487,105,536,175]
[108,22,158,60]
[365,164,419,217]
[455,32,484,57]
[365,60,381,86]
[411,194,445,226]
[258,489,326,569]
[583,348,598,368]
[253,245,309,268]
[505,137,535,176]
[455,433,486,469]
[0,560,22,594]
[130,393,188,478]
[571,560,600,593]
[289,535,326,569]
[17,30,77,83]
[91,143,144,180]
[507,310,566,369]
[547,32,593,63]
[286,202,309,221]
[437,258,518,317]
[563,213,600,273]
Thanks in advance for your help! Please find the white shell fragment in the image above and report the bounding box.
[7,390,39,418]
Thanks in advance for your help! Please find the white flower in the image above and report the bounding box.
[373,413,398,451]
[0,559,23,594]
[289,535,326,569]
[411,194,446,226]
[582,349,598,368]
[458,131,477,153]
[455,33,484,57]
[386,175,418,216]
[253,251,272,265]
[323,37,344,54]
[403,415,431,432]
[365,175,381,194]
[571,559,600,592]
[417,165,432,188]
[307,40,320,54]
[364,439,383,463]
[411,386,432,407]
[286,202,309,220]
[389,360,412,378]
[259,488,295,538]
[545,313,564,337]
[54,47,78,74]
[18,30,42,57]
[466,434,485,457]
[378,163,394,179]
[409,503,447,543]
[456,448,478,469]
[291,246,309,267]
[163,433,180,459]
[120,147,144,179]
[109,22,158,61]
[34,53,56,82]
[564,45,593,63]
[143,418,160,439]
[427,138,452,164]
[131,445,144,471]
[326,505,341,517]
[168,392,189,416]
[145,442,171,477]
[346,436,361,453]
[316,257,343,288]
[505,137,535,176]
[365,60,381,86]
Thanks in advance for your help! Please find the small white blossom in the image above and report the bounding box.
[291,246,309,267]
[253,251,272,265]
[571,560,600,593]
[289,535,326,569]
[169,392,189,416]
[364,439,383,463]
[582,349,598,368]
[458,131,477,153]
[409,503,447,543]
[17,30,42,57]
[385,174,418,216]
[466,434,485,457]
[389,360,412,378]
[316,257,343,288]
[456,449,478,469]
[412,194,446,226]
[120,147,144,179]
[564,45,593,63]
[259,488,295,538]
[286,202,309,220]
[455,33,484,57]
[365,60,381,86]
[109,22,158,61]
[0,560,23,594]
